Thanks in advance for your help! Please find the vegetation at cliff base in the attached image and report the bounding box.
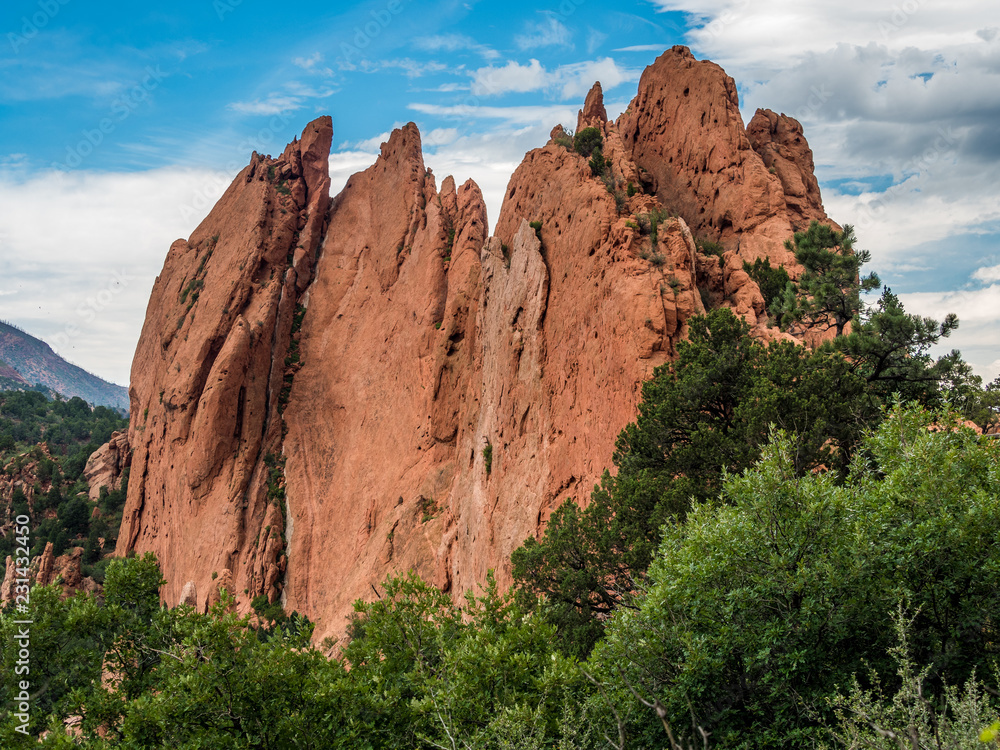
[3,404,998,749]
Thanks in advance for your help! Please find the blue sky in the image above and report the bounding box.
[1,0,998,386]
[0,0,681,172]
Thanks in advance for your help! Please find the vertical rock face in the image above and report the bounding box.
[118,51,836,642]
[117,117,334,613]
[280,124,491,630]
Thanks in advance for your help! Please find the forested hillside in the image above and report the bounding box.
[0,390,129,584]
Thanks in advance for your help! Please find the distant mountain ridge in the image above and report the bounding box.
[0,321,129,411]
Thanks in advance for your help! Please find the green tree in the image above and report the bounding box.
[56,495,89,538]
[342,571,583,749]
[773,221,880,336]
[832,287,962,405]
[574,126,603,157]
[591,403,1000,750]
[0,585,105,740]
[112,592,336,749]
[743,257,790,312]
[512,308,873,656]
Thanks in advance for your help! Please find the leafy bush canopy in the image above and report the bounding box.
[591,403,1000,749]
[574,126,603,157]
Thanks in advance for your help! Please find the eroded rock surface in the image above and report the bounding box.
[84,431,130,502]
[117,50,837,642]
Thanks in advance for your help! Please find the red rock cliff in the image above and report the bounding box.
[118,51,835,643]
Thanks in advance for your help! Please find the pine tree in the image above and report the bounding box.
[773,221,880,336]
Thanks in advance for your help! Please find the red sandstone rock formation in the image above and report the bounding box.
[1,543,97,604]
[746,108,828,230]
[617,47,837,327]
[117,50,836,642]
[84,430,130,502]
[117,117,334,615]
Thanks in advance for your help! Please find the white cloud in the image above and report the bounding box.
[424,128,460,146]
[0,167,232,385]
[973,264,1000,283]
[613,44,668,52]
[413,34,500,60]
[228,95,303,116]
[291,53,334,77]
[228,80,335,117]
[901,285,1000,380]
[472,59,549,96]
[515,16,572,51]
[350,130,395,152]
[426,83,468,93]
[651,0,993,68]
[409,102,577,126]
[356,58,451,78]
[471,57,639,98]
[293,52,322,70]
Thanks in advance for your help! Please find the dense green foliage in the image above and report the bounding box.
[592,404,1000,749]
[512,307,874,654]
[573,126,603,157]
[0,390,129,581]
[742,256,790,312]
[0,562,589,749]
[0,391,123,462]
[3,407,997,748]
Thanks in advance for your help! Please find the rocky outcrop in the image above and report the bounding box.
[617,47,836,327]
[118,49,837,642]
[577,81,608,131]
[178,580,198,607]
[1,544,98,604]
[84,431,130,502]
[117,117,334,615]
[0,443,53,514]
[0,557,15,602]
[746,108,828,230]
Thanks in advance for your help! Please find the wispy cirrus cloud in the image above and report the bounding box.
[292,52,334,76]
[515,15,572,51]
[227,80,334,116]
[349,58,453,78]
[409,101,577,125]
[228,94,303,116]
[614,44,668,52]
[413,34,500,61]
